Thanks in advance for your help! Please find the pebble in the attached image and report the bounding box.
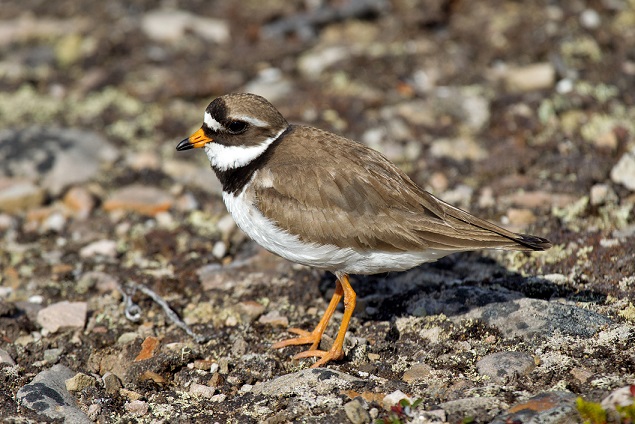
[125,400,149,416]
[440,397,507,423]
[141,9,229,43]
[580,9,601,29]
[476,351,536,383]
[79,239,117,258]
[590,183,618,206]
[492,391,578,424]
[103,372,123,395]
[298,46,349,79]
[504,63,555,92]
[0,348,15,365]
[212,240,227,259]
[43,348,63,363]
[189,383,216,398]
[103,184,174,217]
[382,390,412,410]
[237,300,266,322]
[610,148,635,191]
[251,368,362,397]
[65,372,96,391]
[244,68,293,103]
[506,208,537,226]
[402,362,432,384]
[0,127,118,196]
[0,178,45,213]
[258,310,289,327]
[344,398,371,424]
[37,301,87,333]
[16,364,91,422]
[463,298,612,339]
[430,136,486,162]
[63,186,94,219]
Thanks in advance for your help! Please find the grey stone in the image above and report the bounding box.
[611,148,635,191]
[0,127,117,196]
[37,301,87,333]
[0,178,44,213]
[102,372,122,395]
[0,348,15,365]
[491,391,579,424]
[16,364,91,423]
[344,398,371,424]
[439,396,507,424]
[251,368,362,397]
[461,298,612,339]
[476,351,536,383]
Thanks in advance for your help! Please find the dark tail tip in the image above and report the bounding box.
[516,234,553,251]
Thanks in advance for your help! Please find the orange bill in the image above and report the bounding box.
[176,127,213,151]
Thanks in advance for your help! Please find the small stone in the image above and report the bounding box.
[190,383,216,398]
[63,186,94,219]
[16,364,91,422]
[494,391,578,424]
[0,348,15,365]
[251,369,362,397]
[570,367,593,383]
[77,271,119,294]
[37,301,87,333]
[103,372,123,395]
[506,208,537,226]
[141,9,228,43]
[0,128,118,196]
[610,148,635,191]
[125,400,149,416]
[239,384,253,393]
[43,348,63,363]
[258,310,289,327]
[120,388,143,401]
[590,183,618,206]
[103,184,174,217]
[79,239,117,258]
[244,68,293,103]
[117,332,139,345]
[580,9,601,29]
[382,390,412,410]
[0,178,45,213]
[193,359,214,371]
[402,363,432,384]
[477,351,536,383]
[218,357,230,374]
[430,137,486,162]
[212,240,227,259]
[237,301,266,322]
[441,396,507,423]
[344,398,371,424]
[504,63,555,92]
[65,372,96,391]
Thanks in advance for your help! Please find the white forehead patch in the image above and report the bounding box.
[204,111,222,132]
[204,127,286,171]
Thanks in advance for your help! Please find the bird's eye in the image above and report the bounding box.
[227,121,248,134]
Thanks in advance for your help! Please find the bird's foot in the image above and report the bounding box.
[293,346,344,368]
[271,327,322,351]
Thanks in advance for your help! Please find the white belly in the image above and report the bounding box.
[222,190,454,275]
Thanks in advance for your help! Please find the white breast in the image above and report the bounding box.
[222,187,454,275]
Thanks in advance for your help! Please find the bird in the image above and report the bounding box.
[176,93,552,368]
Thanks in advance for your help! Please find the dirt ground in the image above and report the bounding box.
[1,0,634,423]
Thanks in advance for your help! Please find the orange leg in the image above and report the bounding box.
[272,274,356,368]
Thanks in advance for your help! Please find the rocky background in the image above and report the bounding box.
[1,0,635,423]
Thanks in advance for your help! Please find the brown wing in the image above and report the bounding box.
[252,125,551,253]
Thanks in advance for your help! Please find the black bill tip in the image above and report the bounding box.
[176,138,194,151]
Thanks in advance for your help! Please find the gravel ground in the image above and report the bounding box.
[1,1,634,423]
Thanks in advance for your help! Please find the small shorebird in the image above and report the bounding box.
[176,93,551,368]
